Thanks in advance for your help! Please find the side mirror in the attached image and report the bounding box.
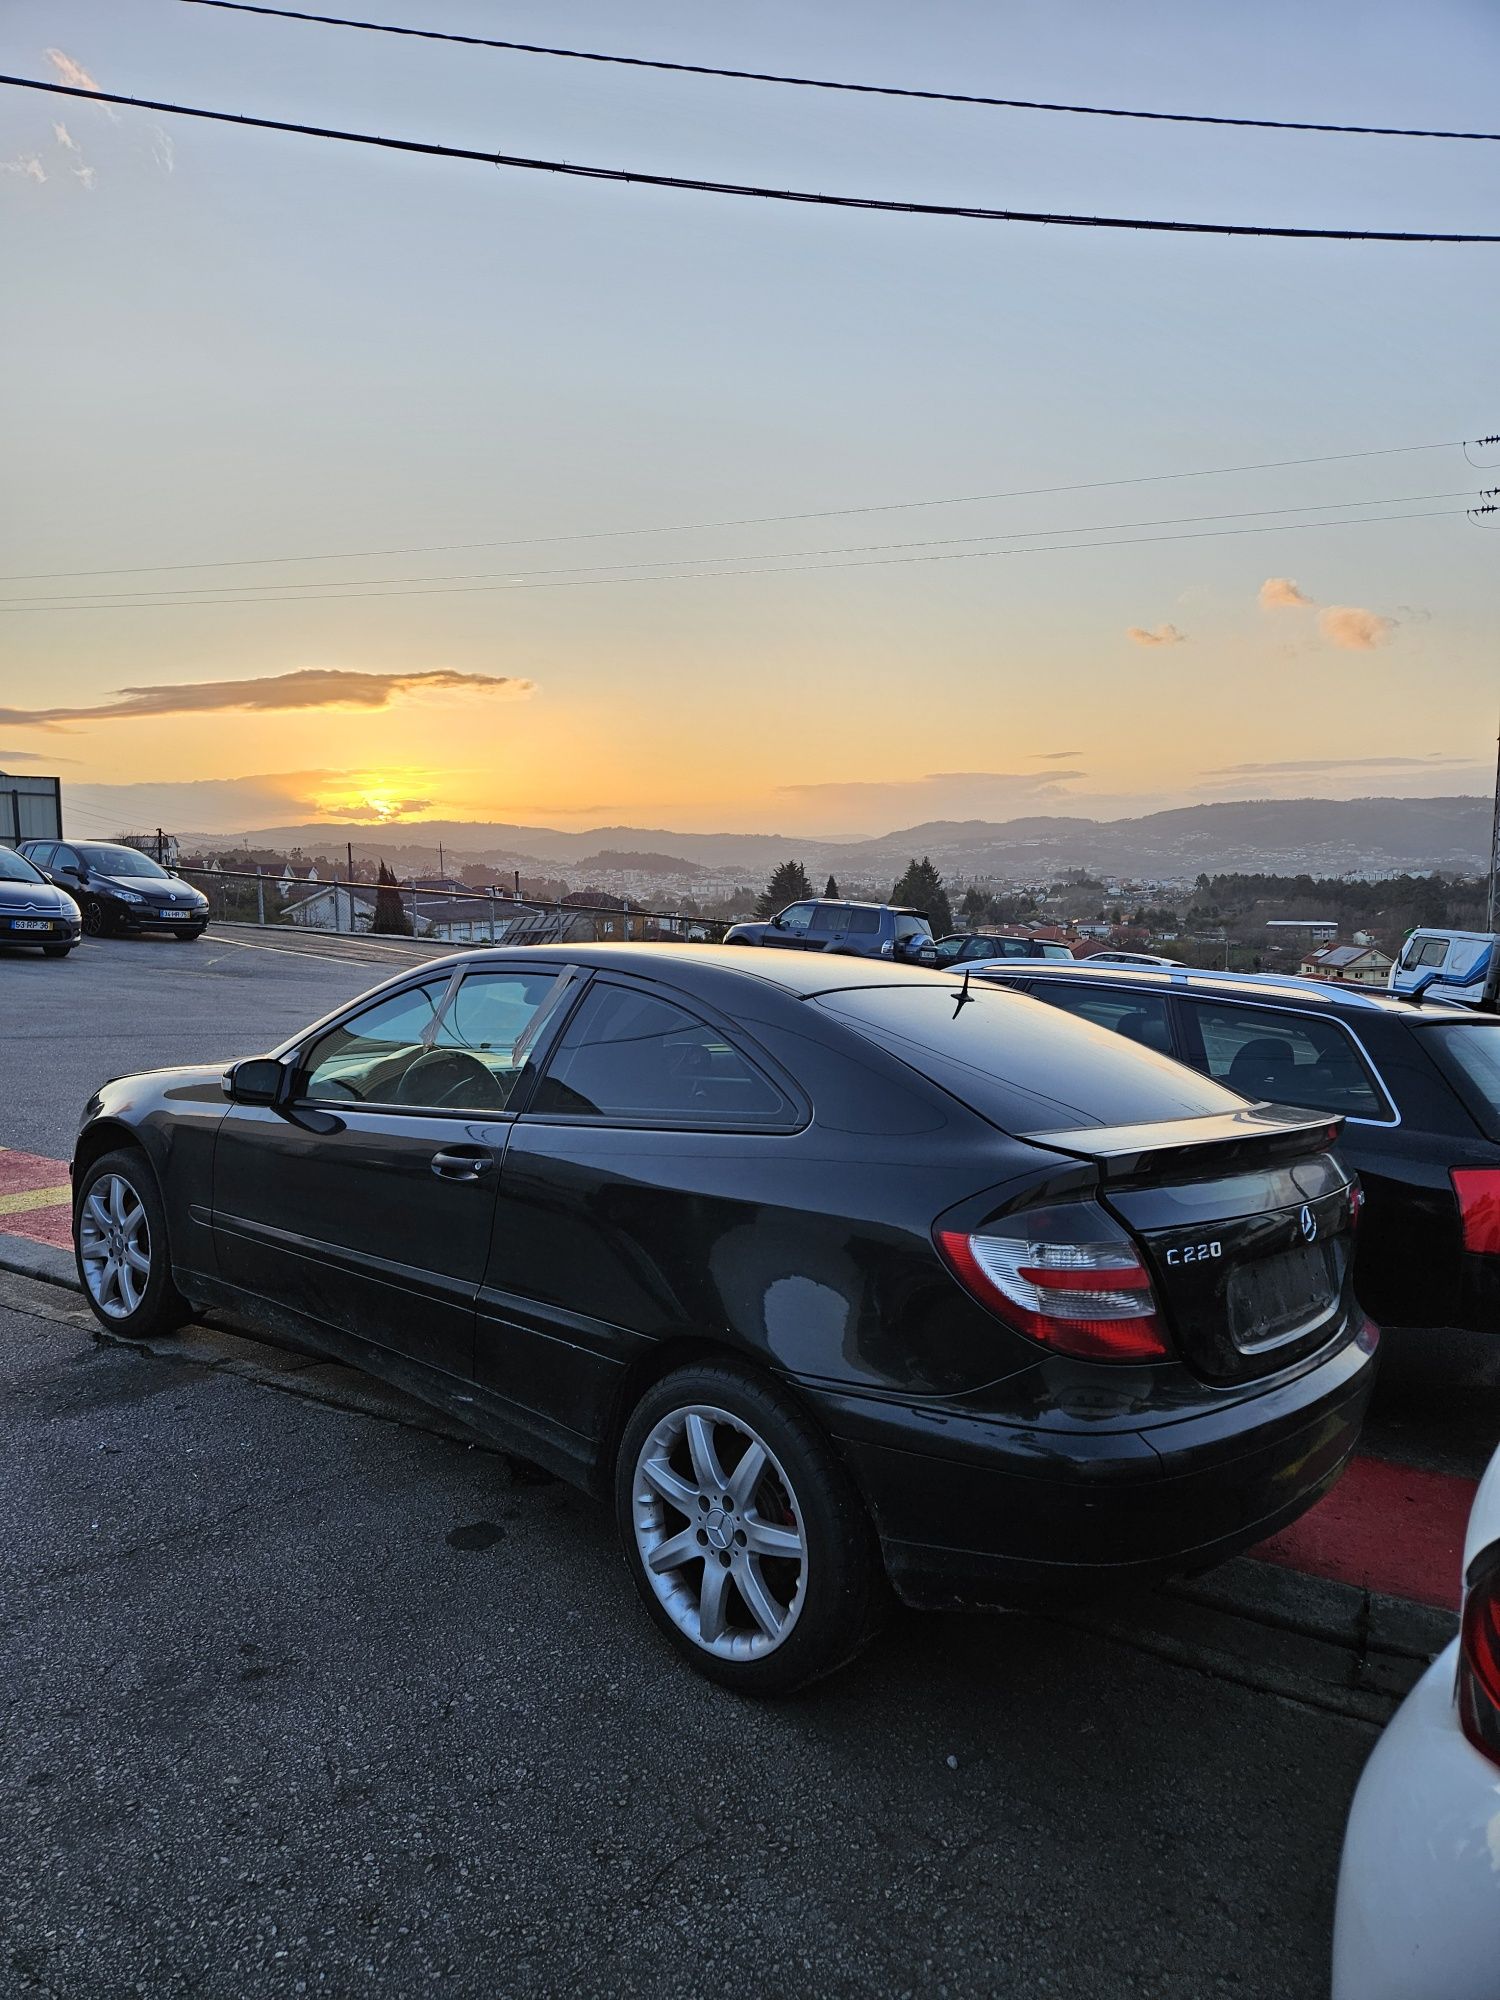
[222,1056,286,1106]
[772,912,787,929]
[38,869,55,885]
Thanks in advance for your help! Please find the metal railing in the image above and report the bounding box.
[173,866,730,947]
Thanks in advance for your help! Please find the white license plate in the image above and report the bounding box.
[11,919,50,931]
[158,909,191,919]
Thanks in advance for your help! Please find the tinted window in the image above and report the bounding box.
[809,903,849,934]
[1425,1025,1500,1143]
[427,969,569,1106]
[301,981,451,1103]
[0,847,44,883]
[1184,1002,1390,1120]
[815,985,1239,1134]
[844,907,881,936]
[76,843,169,879]
[894,916,929,942]
[532,983,791,1125]
[1032,982,1174,1057]
[53,846,79,871]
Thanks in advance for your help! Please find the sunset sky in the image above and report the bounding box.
[2,0,1497,841]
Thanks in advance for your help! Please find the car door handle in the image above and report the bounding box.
[430,1147,495,1182]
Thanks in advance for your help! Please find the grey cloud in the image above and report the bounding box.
[0,667,534,729]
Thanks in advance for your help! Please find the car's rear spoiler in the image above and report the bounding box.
[1026,1104,1343,1183]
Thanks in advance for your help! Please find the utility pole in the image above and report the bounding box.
[438,840,445,880]
[155,826,164,866]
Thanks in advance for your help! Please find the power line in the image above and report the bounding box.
[1,490,1475,606]
[0,437,1479,584]
[182,0,1500,145]
[6,74,1499,243]
[1,506,1469,612]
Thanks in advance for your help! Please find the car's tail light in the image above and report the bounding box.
[936,1201,1169,1362]
[1457,1541,1500,1765]
[1452,1169,1500,1256]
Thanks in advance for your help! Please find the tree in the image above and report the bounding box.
[756,860,813,918]
[891,856,953,936]
[370,860,412,935]
[960,884,991,928]
[823,874,841,900]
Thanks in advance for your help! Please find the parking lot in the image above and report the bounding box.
[0,927,1491,1998]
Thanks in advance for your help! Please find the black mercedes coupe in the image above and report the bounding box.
[71,944,1377,1691]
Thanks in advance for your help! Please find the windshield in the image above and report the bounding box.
[77,843,170,879]
[0,847,44,884]
[1426,1023,1500,1144]
[814,983,1244,1135]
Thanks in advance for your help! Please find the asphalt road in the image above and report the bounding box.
[1,1271,1373,2000]
[0,926,453,1160]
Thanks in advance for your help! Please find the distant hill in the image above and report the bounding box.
[197,796,1493,882]
[574,849,707,876]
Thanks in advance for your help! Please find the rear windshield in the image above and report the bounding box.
[814,984,1243,1135]
[1425,1024,1500,1143]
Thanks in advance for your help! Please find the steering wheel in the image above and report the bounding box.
[392,1047,508,1111]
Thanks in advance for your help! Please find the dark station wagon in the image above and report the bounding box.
[974,962,1500,1352]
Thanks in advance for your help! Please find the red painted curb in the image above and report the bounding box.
[1254,1453,1476,1612]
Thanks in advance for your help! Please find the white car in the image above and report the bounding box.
[1082,950,1184,968]
[1331,1442,1500,2000]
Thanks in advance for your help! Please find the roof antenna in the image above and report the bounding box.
[952,965,975,1018]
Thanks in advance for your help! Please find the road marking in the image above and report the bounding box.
[0,1184,72,1214]
[206,931,442,969]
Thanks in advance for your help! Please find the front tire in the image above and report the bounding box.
[81,898,111,938]
[615,1363,883,1694]
[42,943,73,958]
[74,1148,189,1339]
[168,930,203,943]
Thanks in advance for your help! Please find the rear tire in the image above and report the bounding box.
[615,1362,885,1694]
[74,1147,190,1340]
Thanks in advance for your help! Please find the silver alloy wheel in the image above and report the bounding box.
[78,1173,152,1320]
[632,1402,808,1660]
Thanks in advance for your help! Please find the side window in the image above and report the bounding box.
[931,938,965,966]
[1402,938,1447,970]
[1032,983,1174,1057]
[26,843,55,868]
[53,846,78,871]
[423,969,569,1108]
[808,903,848,935]
[531,983,792,1126]
[778,903,814,936]
[300,980,451,1103]
[1185,1004,1390,1120]
[844,907,881,936]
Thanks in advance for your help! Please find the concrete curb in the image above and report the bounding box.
[0,1235,78,1291]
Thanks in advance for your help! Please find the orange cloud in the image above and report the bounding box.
[1259,577,1313,609]
[1317,606,1396,651]
[1127,623,1186,647]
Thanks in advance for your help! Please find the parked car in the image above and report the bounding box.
[20,839,210,940]
[1389,927,1499,1010]
[722,898,931,959]
[72,944,1375,1692]
[0,843,81,956]
[971,961,1500,1345]
[1083,950,1185,968]
[916,933,1076,968]
[1331,1437,1500,1999]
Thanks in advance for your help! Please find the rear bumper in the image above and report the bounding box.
[807,1325,1378,1608]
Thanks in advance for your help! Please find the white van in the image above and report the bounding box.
[1387,927,1500,1009]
